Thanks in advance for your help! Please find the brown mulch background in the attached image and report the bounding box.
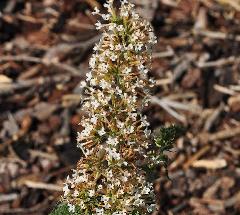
[0,0,240,214]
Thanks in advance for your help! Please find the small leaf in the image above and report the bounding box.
[154,125,185,178]
[50,204,82,215]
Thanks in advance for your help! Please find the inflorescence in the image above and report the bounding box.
[62,0,159,214]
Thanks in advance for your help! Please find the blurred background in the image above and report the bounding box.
[0,0,240,214]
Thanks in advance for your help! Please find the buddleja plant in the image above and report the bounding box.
[51,0,183,214]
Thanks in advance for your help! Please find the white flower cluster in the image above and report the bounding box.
[63,0,157,214]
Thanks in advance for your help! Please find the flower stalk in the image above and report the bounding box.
[56,0,173,214]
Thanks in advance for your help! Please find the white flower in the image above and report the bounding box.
[89,57,96,68]
[80,81,86,88]
[73,190,79,197]
[117,25,124,32]
[103,3,110,9]
[135,43,143,51]
[121,10,129,17]
[99,79,109,89]
[143,69,148,74]
[86,72,92,81]
[110,54,118,61]
[109,23,117,31]
[141,186,151,194]
[96,208,104,215]
[90,78,97,86]
[121,0,129,4]
[123,67,131,74]
[63,184,70,196]
[102,14,111,20]
[90,115,98,124]
[99,63,108,71]
[98,127,106,136]
[92,7,100,15]
[68,203,75,212]
[147,204,156,212]
[115,44,122,51]
[106,147,121,160]
[127,44,133,50]
[95,21,102,30]
[101,195,110,203]
[117,120,124,128]
[91,100,100,109]
[116,86,123,95]
[106,137,119,146]
[89,189,95,197]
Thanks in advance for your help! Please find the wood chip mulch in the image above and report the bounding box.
[0,0,239,214]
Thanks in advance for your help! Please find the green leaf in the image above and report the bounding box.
[154,125,185,178]
[155,125,185,152]
[50,204,82,215]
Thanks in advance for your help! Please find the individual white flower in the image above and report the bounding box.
[102,14,111,20]
[127,43,133,50]
[92,7,100,15]
[90,78,97,86]
[110,54,118,61]
[115,44,122,51]
[123,67,131,74]
[121,10,129,17]
[86,72,92,81]
[108,23,117,31]
[135,43,143,51]
[147,204,156,212]
[98,127,106,136]
[90,115,98,124]
[91,100,100,109]
[95,21,102,30]
[106,137,119,146]
[96,208,104,215]
[80,81,87,88]
[63,184,70,196]
[73,190,79,197]
[141,186,151,195]
[117,25,124,32]
[106,148,121,160]
[89,189,95,197]
[103,3,109,8]
[121,0,129,4]
[99,79,109,89]
[68,203,75,212]
[89,55,96,69]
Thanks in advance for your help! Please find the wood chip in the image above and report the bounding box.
[0,74,12,83]
[192,159,227,169]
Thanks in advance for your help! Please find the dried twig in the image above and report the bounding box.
[24,180,63,191]
[0,55,81,76]
[204,103,224,131]
[183,145,211,169]
[214,84,237,96]
[0,193,19,203]
[208,127,240,142]
[192,159,227,169]
[151,96,187,123]
[0,74,71,95]
[0,199,49,214]
[197,56,240,68]
[152,46,174,59]
[199,127,240,143]
[194,29,240,41]
[151,96,201,122]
